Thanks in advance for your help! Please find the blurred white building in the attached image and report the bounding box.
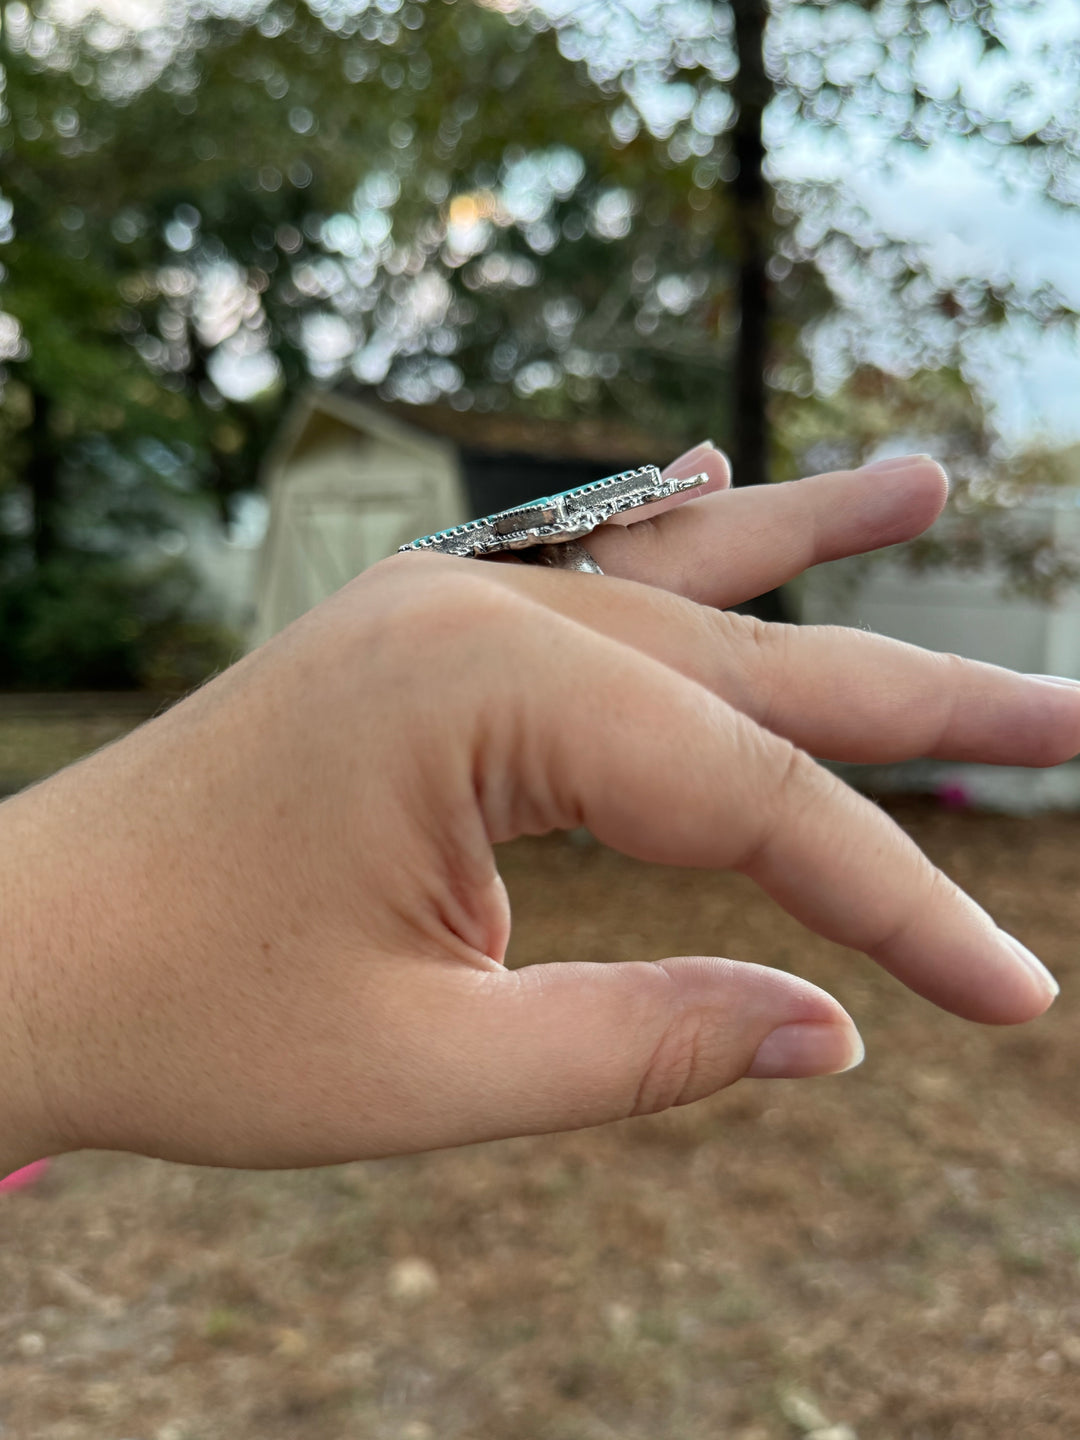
[797,492,1080,811]
[246,387,678,647]
[249,392,467,648]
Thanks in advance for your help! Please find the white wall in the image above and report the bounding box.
[796,496,1080,811]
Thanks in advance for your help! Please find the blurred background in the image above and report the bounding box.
[4,2,1080,1437]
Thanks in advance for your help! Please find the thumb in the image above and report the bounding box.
[437,956,863,1143]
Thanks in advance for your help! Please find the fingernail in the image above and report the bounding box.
[998,929,1059,1001]
[746,1022,865,1080]
[859,453,934,473]
[670,440,721,468]
[1026,673,1080,689]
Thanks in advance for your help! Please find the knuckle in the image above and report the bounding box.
[631,1005,720,1117]
[934,648,969,675]
[727,612,798,656]
[307,557,553,716]
[925,648,970,752]
[728,611,774,652]
[722,615,800,728]
[807,621,865,657]
[738,725,820,871]
[364,556,533,647]
[740,709,803,796]
[631,1008,704,1116]
[764,738,812,831]
[865,850,950,957]
[929,648,972,700]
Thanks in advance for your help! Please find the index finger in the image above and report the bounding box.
[605,441,732,523]
[588,455,948,608]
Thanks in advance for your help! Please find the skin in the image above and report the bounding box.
[0,448,1068,1177]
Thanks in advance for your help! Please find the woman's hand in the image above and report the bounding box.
[0,449,1068,1174]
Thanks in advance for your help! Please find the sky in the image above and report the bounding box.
[533,0,1080,451]
[848,149,1080,448]
[768,124,1080,449]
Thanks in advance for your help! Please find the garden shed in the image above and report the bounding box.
[250,388,680,646]
[249,392,466,648]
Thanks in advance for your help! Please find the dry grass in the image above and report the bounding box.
[0,697,162,795]
[2,776,1080,1437]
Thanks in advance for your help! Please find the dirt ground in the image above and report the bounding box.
[3,799,1080,1440]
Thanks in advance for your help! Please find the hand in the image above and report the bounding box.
[0,448,1067,1174]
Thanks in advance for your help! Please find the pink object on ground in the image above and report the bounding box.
[0,1159,50,1192]
[936,781,972,811]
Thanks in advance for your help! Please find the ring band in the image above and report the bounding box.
[525,541,603,574]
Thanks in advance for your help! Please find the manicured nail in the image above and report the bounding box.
[998,930,1059,1001]
[746,1022,865,1080]
[1026,673,1080,689]
[859,453,934,473]
[670,440,720,468]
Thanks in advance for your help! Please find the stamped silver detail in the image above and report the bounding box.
[398,464,708,561]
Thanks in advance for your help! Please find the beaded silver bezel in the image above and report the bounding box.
[398,464,708,560]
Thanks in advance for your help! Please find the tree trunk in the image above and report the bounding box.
[728,0,770,492]
[26,387,62,566]
[726,0,789,620]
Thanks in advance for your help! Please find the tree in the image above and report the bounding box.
[3,0,1078,683]
[535,0,1080,483]
[1,0,741,544]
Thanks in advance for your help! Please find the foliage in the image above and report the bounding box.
[545,0,1080,395]
[2,0,1080,690]
[0,553,240,691]
[0,0,738,503]
[784,365,1080,602]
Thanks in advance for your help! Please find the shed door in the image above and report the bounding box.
[258,438,464,637]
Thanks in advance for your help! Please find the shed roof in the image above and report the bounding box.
[261,386,694,523]
[339,385,687,466]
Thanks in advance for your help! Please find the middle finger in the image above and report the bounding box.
[483,563,1080,768]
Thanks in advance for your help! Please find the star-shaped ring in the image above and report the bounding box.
[399,464,709,574]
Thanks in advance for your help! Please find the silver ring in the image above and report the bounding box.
[398,464,708,570]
